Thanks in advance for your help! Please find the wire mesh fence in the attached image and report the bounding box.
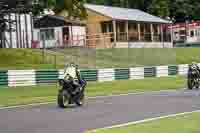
[27,28,174,70]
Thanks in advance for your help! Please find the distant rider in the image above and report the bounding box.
[190,62,200,77]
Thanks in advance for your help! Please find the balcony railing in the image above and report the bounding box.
[116,32,171,42]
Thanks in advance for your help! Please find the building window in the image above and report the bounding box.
[195,30,198,36]
[101,22,113,33]
[179,30,186,35]
[40,29,55,40]
[190,30,194,37]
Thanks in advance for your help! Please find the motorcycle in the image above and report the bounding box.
[57,66,87,108]
[187,65,200,90]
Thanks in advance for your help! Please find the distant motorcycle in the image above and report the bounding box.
[187,64,200,90]
[57,66,87,108]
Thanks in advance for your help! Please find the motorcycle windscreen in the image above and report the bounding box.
[64,66,76,79]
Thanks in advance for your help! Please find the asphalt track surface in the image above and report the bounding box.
[0,89,200,133]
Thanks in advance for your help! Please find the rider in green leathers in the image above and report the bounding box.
[63,63,83,95]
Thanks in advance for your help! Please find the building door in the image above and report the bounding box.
[63,27,70,47]
[117,21,126,41]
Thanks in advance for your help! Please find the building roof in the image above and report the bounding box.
[34,15,85,28]
[85,4,171,24]
[0,0,32,8]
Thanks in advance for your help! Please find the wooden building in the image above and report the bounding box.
[85,4,173,48]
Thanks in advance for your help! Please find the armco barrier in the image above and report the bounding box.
[80,69,98,81]
[156,66,168,77]
[129,67,144,79]
[98,68,115,82]
[36,70,59,84]
[115,69,129,80]
[144,67,156,78]
[0,70,8,86]
[0,64,190,87]
[168,65,178,76]
[8,70,36,87]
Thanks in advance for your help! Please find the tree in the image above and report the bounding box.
[168,0,200,22]
[32,0,87,19]
[148,0,170,18]
[32,0,56,16]
[32,0,200,22]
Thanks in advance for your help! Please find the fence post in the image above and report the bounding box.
[54,55,57,69]
[42,37,45,64]
[161,24,164,48]
[103,33,105,48]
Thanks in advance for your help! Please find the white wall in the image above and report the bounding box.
[33,27,61,48]
[33,26,86,48]
[55,27,63,47]
[115,42,173,48]
[71,26,86,46]
[4,14,87,48]
[187,28,200,43]
[5,13,33,48]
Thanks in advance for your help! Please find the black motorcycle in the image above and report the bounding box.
[187,65,200,90]
[57,78,87,108]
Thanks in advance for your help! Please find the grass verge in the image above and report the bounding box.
[0,76,185,107]
[1,48,200,69]
[87,112,200,133]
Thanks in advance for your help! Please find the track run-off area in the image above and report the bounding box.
[0,89,200,133]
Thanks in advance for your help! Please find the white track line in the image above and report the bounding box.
[0,89,183,110]
[0,102,55,110]
[89,89,181,99]
[87,110,200,133]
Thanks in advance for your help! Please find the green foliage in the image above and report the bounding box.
[32,0,87,19]
[32,0,56,16]
[32,0,200,22]
[169,0,200,22]
[86,0,200,22]
[148,0,170,18]
[54,0,87,19]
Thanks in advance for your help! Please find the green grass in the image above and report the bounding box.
[0,49,59,69]
[88,112,200,133]
[49,48,200,68]
[0,76,185,107]
[1,48,200,69]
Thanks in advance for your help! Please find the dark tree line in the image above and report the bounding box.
[32,0,200,22]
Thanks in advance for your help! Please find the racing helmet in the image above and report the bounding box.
[191,62,197,69]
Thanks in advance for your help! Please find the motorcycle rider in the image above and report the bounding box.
[190,62,200,78]
[64,63,83,94]
[63,62,84,105]
[73,64,84,94]
[191,62,200,72]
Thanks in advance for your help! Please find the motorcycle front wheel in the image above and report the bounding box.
[57,89,70,108]
[187,78,193,90]
[195,79,200,89]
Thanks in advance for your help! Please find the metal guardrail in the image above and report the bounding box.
[0,70,8,86]
[0,64,190,87]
